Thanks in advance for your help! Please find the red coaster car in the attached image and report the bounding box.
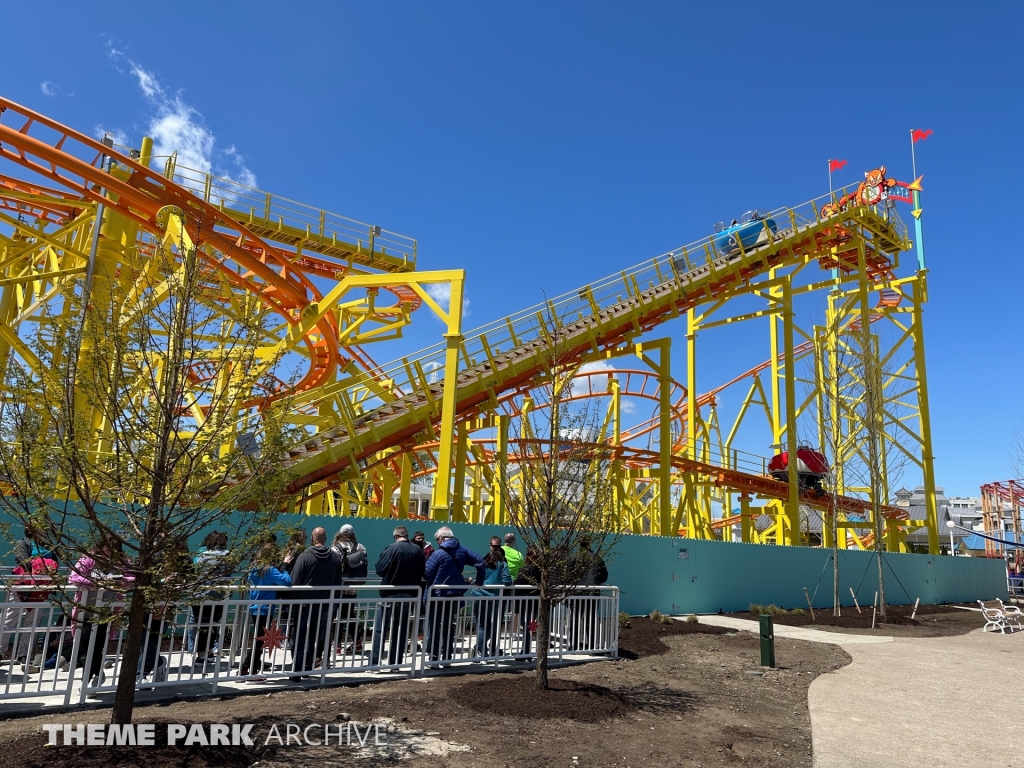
[768,446,829,494]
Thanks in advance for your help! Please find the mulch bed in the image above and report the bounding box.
[0,628,853,768]
[728,602,973,629]
[617,616,729,659]
[0,731,255,768]
[449,676,633,722]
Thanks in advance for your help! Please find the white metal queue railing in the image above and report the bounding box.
[0,584,619,707]
[1008,575,1023,598]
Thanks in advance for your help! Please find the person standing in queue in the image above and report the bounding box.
[288,527,345,679]
[370,525,425,670]
[422,527,485,666]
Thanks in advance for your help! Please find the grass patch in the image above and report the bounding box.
[749,603,805,616]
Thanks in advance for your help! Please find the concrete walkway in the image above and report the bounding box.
[808,628,1024,767]
[690,615,1024,766]
[694,615,894,645]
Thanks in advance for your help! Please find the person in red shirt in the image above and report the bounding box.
[2,552,58,668]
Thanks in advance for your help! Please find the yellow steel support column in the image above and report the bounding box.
[451,420,469,522]
[782,280,798,548]
[378,464,397,518]
[768,274,782,446]
[609,376,623,532]
[493,414,509,525]
[430,274,466,520]
[684,309,702,536]
[740,494,752,543]
[911,276,940,554]
[636,338,672,536]
[767,272,788,542]
[469,462,482,524]
[398,452,412,519]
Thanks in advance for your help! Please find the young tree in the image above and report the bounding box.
[0,226,296,723]
[497,310,621,690]
[814,301,913,621]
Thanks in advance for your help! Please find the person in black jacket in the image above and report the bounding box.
[288,527,345,679]
[369,525,425,670]
[332,524,369,654]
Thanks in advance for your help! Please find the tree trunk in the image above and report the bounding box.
[535,595,550,690]
[832,506,840,617]
[876,548,887,621]
[110,583,148,724]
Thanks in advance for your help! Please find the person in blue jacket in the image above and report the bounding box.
[423,527,485,665]
[470,537,512,658]
[241,543,292,679]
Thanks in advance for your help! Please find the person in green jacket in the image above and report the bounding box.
[501,533,524,580]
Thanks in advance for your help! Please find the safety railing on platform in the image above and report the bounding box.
[152,158,417,268]
[0,584,618,707]
[669,439,772,477]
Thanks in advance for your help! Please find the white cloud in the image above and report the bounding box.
[148,96,215,175]
[425,283,451,303]
[571,361,617,397]
[222,146,257,188]
[40,81,57,97]
[130,63,161,98]
[621,399,637,415]
[424,282,471,320]
[104,41,256,195]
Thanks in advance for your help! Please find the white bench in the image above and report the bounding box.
[998,599,1023,630]
[979,600,1022,633]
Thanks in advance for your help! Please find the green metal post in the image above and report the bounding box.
[759,614,776,667]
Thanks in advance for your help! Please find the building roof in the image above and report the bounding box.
[961,532,1021,550]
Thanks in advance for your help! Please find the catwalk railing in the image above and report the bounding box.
[0,584,618,707]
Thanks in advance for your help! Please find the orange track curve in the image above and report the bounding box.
[0,98,417,401]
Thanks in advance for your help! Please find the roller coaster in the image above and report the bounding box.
[0,98,940,554]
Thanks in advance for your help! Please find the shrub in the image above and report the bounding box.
[752,603,804,616]
[618,611,632,629]
[648,609,673,624]
[685,614,699,624]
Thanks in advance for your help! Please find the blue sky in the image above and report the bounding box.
[2,1,1021,496]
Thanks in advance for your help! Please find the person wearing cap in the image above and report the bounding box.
[422,526,485,665]
[332,524,368,653]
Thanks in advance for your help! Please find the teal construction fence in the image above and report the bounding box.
[4,509,1007,615]
[282,515,1007,615]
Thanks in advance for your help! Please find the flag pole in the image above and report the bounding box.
[910,131,917,179]
[909,129,925,271]
[828,159,833,197]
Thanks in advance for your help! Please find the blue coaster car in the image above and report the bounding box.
[713,209,777,256]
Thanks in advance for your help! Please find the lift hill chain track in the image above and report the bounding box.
[283,200,911,496]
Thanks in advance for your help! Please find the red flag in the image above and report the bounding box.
[911,129,933,143]
[829,159,848,172]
